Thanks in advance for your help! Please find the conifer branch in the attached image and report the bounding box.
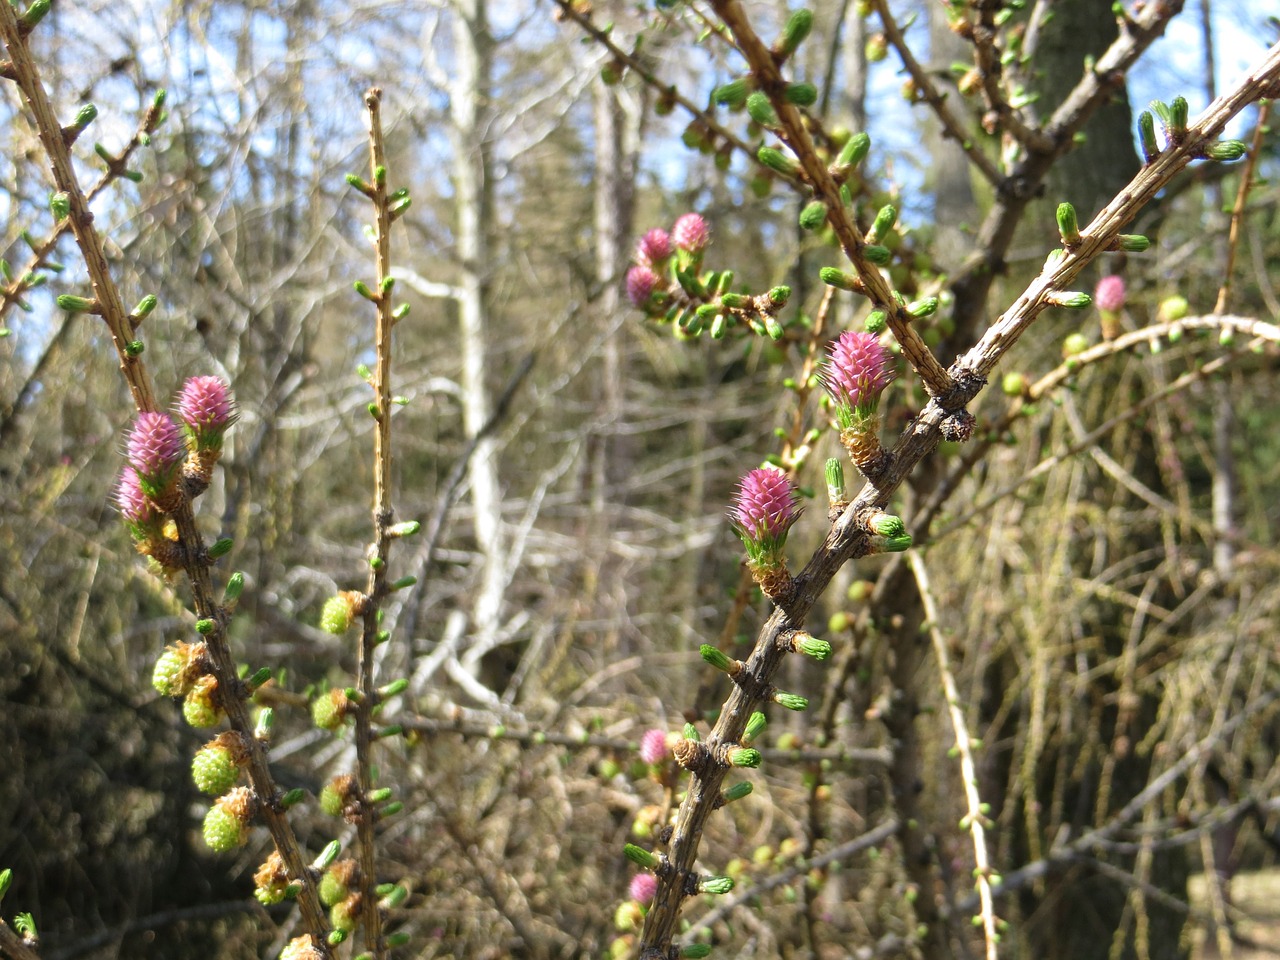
[633,12,1280,955]
[0,4,333,953]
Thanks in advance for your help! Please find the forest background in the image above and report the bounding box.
[1,1,1278,959]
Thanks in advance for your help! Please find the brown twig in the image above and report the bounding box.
[870,0,1002,187]
[549,0,786,183]
[1213,99,1271,314]
[0,923,40,960]
[0,6,333,953]
[352,85,397,960]
[1,92,163,325]
[711,0,955,403]
[908,550,997,960]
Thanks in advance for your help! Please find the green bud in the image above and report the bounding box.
[863,245,891,265]
[72,102,98,131]
[742,711,767,745]
[121,169,145,184]
[1159,295,1189,322]
[794,633,831,660]
[865,310,887,334]
[379,884,409,909]
[379,678,409,698]
[870,513,905,537]
[0,868,11,901]
[125,340,145,357]
[907,297,938,318]
[131,294,158,320]
[20,0,52,28]
[768,285,791,306]
[208,537,234,559]
[700,876,734,895]
[700,644,737,673]
[56,294,97,313]
[1205,139,1246,162]
[868,205,897,243]
[1167,96,1188,137]
[825,457,846,504]
[713,78,751,107]
[393,302,411,320]
[327,930,347,946]
[195,618,216,635]
[719,292,751,310]
[313,840,342,871]
[683,722,699,741]
[281,788,306,808]
[879,534,913,552]
[353,280,376,301]
[377,724,404,739]
[835,132,871,169]
[50,192,71,220]
[624,843,659,869]
[682,946,713,959]
[391,575,417,590]
[758,146,800,177]
[799,200,828,231]
[773,691,809,711]
[386,933,412,948]
[1219,326,1235,346]
[1062,332,1089,357]
[1056,202,1080,245]
[11,913,35,941]
[820,267,859,291]
[1001,372,1027,396]
[784,82,818,106]
[779,9,814,56]
[764,314,784,341]
[746,92,779,127]
[254,707,274,739]
[380,801,404,817]
[728,747,762,768]
[1138,111,1160,164]
[1117,234,1150,252]
[721,781,754,803]
[1055,292,1092,309]
[345,172,372,194]
[246,666,272,689]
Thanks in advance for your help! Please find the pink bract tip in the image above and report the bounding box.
[639,728,668,765]
[629,871,658,904]
[626,265,660,308]
[1094,275,1126,313]
[177,376,235,432]
[114,467,156,524]
[672,213,709,253]
[824,331,895,409]
[636,228,673,266]
[126,411,186,481]
[731,466,798,540]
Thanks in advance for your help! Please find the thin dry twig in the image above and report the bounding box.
[908,550,998,960]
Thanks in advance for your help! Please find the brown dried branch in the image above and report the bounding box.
[869,0,1003,187]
